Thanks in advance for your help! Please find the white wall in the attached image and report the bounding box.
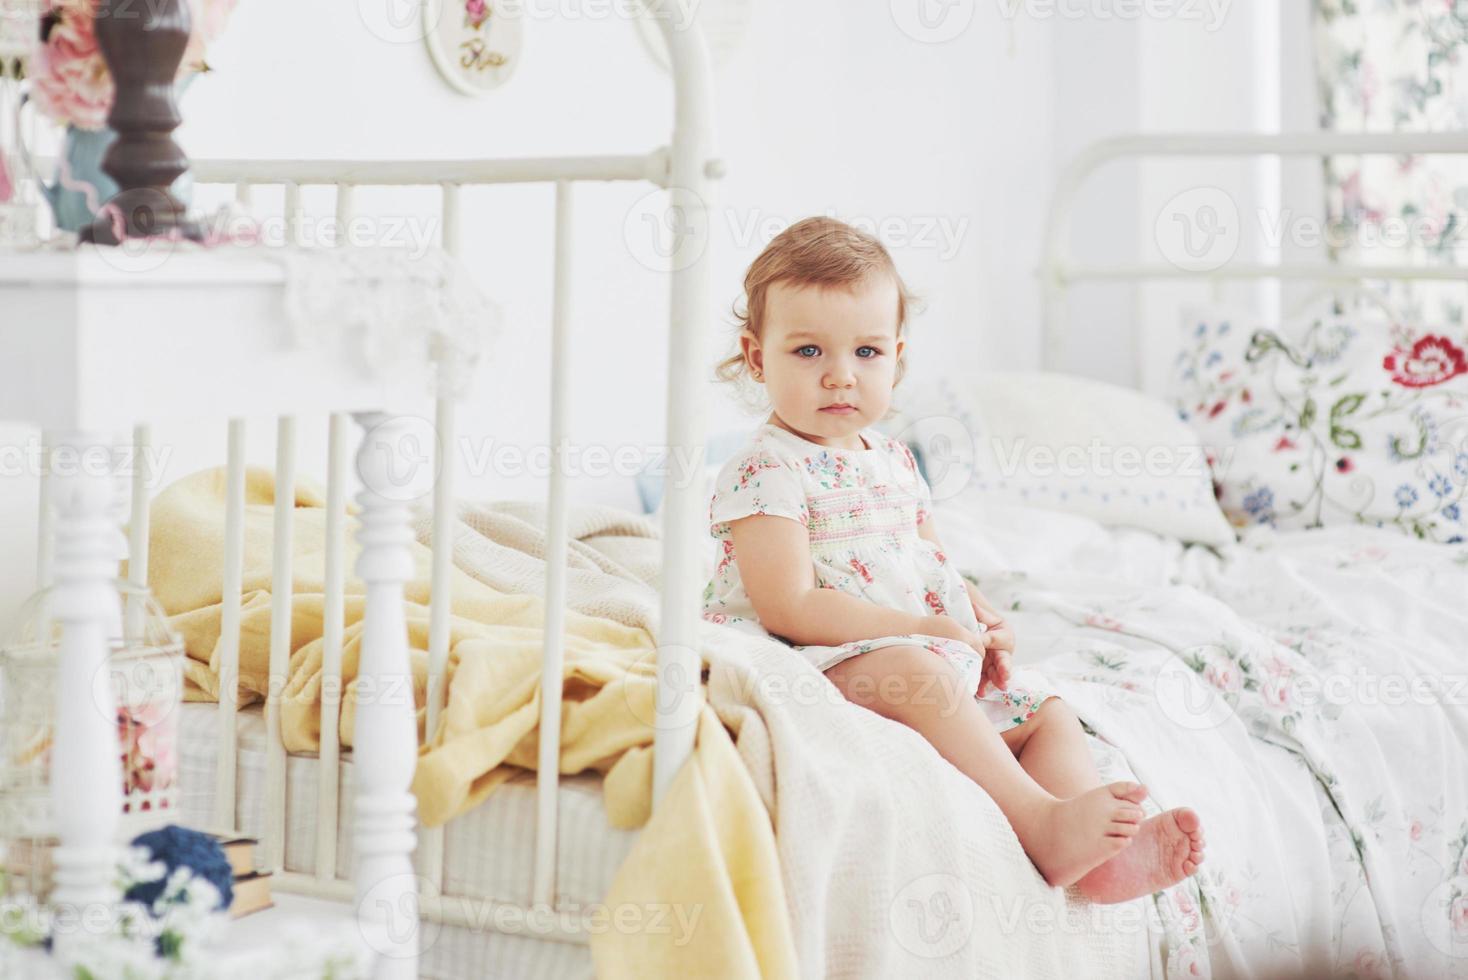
[3,1,1322,626]
[1047,0,1320,393]
[1,0,1061,623]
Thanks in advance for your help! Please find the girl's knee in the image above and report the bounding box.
[825,645,964,718]
[1026,696,1078,733]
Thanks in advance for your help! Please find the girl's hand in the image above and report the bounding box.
[968,594,1016,697]
[978,645,1012,698]
[917,613,989,658]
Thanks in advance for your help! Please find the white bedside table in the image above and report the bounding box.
[0,244,435,979]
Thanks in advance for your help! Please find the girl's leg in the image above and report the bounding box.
[1001,697,1208,903]
[824,646,1145,888]
[1000,698,1101,797]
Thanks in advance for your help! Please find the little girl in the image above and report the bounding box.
[701,217,1205,903]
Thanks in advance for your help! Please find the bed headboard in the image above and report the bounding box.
[1039,131,1468,377]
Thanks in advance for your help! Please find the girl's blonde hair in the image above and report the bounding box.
[715,216,916,400]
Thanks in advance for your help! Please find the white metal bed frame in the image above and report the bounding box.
[26,7,717,977]
[1039,131,1468,371]
[32,91,1468,973]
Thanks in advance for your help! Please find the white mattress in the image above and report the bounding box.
[177,701,638,979]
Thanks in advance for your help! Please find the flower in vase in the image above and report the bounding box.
[182,0,241,73]
[31,1,111,131]
[31,0,242,131]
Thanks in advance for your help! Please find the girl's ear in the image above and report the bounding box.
[740,330,763,374]
[894,336,906,364]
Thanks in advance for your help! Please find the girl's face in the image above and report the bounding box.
[742,274,905,450]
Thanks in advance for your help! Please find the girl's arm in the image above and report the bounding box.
[917,512,1015,695]
[917,514,1002,620]
[728,514,964,647]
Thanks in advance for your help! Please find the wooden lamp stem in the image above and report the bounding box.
[81,0,202,244]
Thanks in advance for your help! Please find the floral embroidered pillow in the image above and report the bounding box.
[1172,306,1468,543]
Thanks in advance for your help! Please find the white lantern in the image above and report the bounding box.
[0,580,185,900]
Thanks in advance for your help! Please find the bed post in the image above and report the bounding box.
[651,0,720,806]
[349,412,427,977]
[44,429,125,954]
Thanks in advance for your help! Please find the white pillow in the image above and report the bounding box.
[889,371,1236,547]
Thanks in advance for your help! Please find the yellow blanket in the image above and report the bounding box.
[143,467,797,978]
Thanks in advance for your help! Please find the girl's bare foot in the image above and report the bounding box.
[1017,781,1149,888]
[1075,807,1206,904]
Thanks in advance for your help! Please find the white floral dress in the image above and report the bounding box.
[702,422,1052,733]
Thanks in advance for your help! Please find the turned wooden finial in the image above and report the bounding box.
[81,0,202,244]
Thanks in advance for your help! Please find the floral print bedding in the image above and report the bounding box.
[949,507,1468,979]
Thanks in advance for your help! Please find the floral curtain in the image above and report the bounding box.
[1315,0,1468,326]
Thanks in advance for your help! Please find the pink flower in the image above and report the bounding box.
[117,701,178,795]
[1262,679,1291,709]
[1263,656,1294,680]
[32,0,240,130]
[1452,896,1468,938]
[465,0,489,27]
[136,717,177,780]
[1168,946,1203,977]
[181,0,241,72]
[1354,949,1385,980]
[31,2,112,131]
[1409,820,1423,842]
[1204,660,1241,693]
[1084,612,1123,632]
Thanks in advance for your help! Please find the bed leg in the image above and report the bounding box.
[44,428,125,956]
[349,412,428,978]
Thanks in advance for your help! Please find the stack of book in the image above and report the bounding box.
[2,829,271,918]
[203,829,273,918]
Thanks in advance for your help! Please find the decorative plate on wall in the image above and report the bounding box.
[424,0,524,95]
[636,0,752,73]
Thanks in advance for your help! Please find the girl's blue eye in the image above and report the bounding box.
[796,345,820,357]
[857,346,881,358]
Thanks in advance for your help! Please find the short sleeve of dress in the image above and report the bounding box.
[895,440,935,525]
[708,445,809,539]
